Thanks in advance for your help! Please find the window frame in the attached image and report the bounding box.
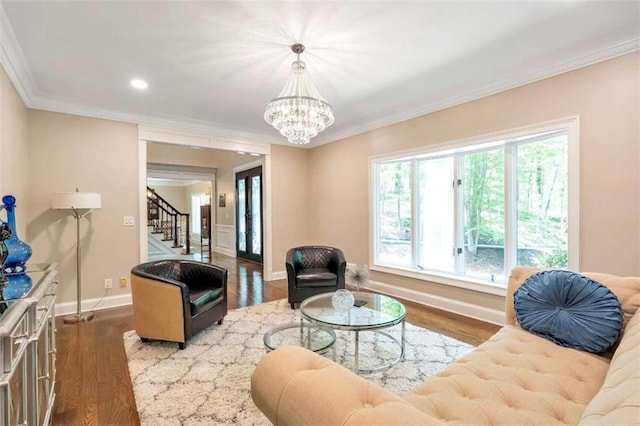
[191,193,209,236]
[369,116,580,295]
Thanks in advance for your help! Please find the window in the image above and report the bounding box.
[191,193,209,235]
[372,119,578,289]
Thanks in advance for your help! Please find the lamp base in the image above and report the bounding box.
[63,311,94,323]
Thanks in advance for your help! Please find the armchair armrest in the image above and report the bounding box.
[284,249,298,287]
[130,265,191,318]
[130,274,190,344]
[251,346,443,425]
[327,248,347,286]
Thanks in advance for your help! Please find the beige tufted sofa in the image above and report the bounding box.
[251,267,640,425]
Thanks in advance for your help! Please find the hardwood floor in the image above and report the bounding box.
[52,253,499,425]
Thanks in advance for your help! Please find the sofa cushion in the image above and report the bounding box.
[404,325,611,425]
[514,270,623,353]
[296,268,337,288]
[189,287,223,315]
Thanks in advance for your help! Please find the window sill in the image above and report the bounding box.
[370,264,507,297]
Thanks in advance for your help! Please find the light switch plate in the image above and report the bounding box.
[123,216,135,226]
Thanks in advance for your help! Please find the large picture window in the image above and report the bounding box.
[372,119,578,289]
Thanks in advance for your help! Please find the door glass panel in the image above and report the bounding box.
[251,175,262,255]
[462,148,505,282]
[237,179,246,252]
[417,156,454,273]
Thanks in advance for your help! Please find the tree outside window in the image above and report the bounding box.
[373,125,573,287]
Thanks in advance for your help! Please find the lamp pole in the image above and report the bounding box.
[63,207,94,323]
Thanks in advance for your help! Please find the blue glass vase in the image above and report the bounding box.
[1,195,32,274]
[3,272,32,301]
[0,223,10,314]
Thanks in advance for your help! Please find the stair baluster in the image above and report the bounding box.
[146,187,191,254]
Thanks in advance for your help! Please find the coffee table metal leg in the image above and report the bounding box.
[306,319,313,350]
[401,319,406,360]
[354,331,360,373]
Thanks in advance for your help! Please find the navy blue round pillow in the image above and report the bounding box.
[514,270,623,353]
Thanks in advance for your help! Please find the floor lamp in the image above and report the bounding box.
[52,190,102,323]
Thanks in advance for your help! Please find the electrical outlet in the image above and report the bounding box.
[119,277,128,288]
[104,278,112,289]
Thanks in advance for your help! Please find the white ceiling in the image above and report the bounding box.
[1,1,638,148]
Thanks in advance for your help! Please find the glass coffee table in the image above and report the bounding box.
[300,291,406,374]
[263,323,336,357]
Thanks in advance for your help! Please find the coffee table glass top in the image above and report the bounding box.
[299,292,406,330]
[263,323,336,353]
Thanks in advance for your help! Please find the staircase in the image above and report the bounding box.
[146,187,191,255]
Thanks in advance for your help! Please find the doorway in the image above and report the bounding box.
[236,166,263,263]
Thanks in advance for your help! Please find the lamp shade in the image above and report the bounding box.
[52,192,102,210]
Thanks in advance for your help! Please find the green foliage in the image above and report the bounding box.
[377,133,569,275]
[540,250,568,268]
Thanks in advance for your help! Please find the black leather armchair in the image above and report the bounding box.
[286,246,347,309]
[130,260,228,349]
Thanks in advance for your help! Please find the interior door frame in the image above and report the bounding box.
[137,126,274,280]
[234,162,264,263]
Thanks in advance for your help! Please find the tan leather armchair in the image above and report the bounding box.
[130,260,228,349]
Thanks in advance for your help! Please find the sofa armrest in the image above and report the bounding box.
[251,346,444,425]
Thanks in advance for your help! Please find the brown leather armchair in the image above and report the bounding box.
[286,246,347,309]
[130,260,228,349]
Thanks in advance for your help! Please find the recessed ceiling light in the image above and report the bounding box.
[237,151,246,155]
[250,153,261,156]
[130,79,148,90]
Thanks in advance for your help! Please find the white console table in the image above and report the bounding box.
[0,263,57,425]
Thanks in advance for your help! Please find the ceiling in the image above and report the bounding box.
[1,1,638,148]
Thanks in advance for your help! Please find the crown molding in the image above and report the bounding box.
[314,38,640,146]
[0,3,36,105]
[28,95,286,145]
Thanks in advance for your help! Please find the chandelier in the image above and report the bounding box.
[264,43,334,145]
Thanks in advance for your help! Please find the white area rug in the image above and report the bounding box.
[124,299,474,425]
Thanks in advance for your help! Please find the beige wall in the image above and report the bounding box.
[270,144,311,270]
[214,161,236,227]
[0,66,29,232]
[308,52,640,311]
[148,142,219,168]
[150,185,189,213]
[26,110,139,304]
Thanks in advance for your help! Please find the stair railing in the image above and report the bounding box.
[146,187,191,254]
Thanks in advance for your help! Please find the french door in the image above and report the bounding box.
[236,166,263,263]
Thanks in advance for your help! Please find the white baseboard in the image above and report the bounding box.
[56,293,132,317]
[270,270,286,281]
[366,279,505,326]
[214,247,236,257]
